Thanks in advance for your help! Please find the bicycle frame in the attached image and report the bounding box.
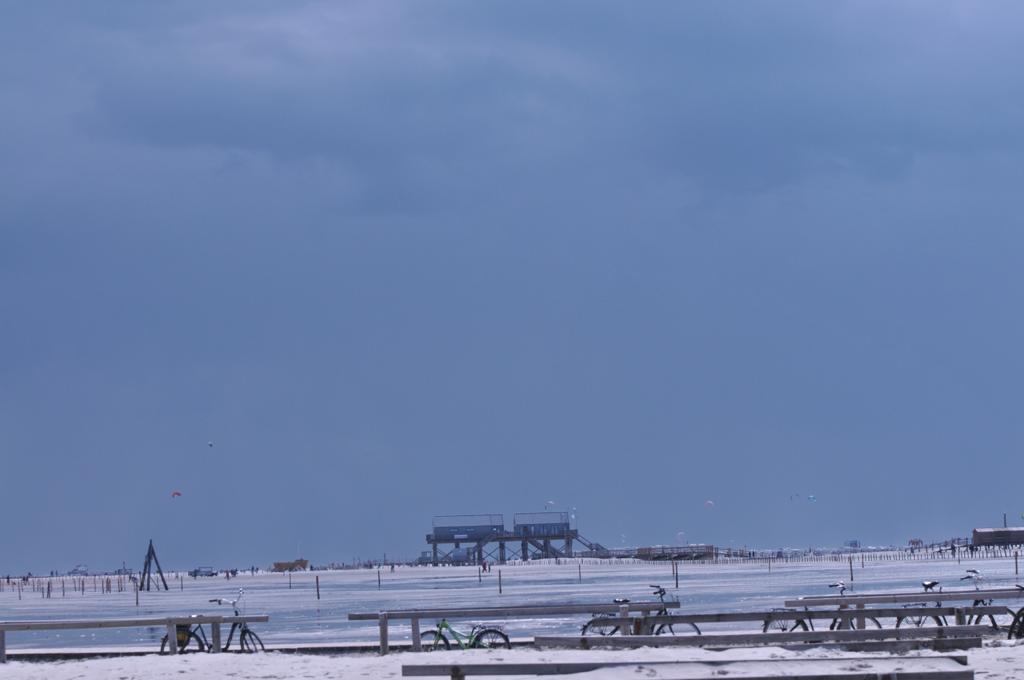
[165,588,263,653]
[583,585,693,635]
[174,617,246,651]
[433,619,477,649]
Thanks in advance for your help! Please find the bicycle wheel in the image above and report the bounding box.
[581,617,620,635]
[420,630,450,651]
[968,613,1000,630]
[1008,608,1024,639]
[160,631,205,654]
[240,629,265,652]
[896,615,945,628]
[830,616,881,631]
[472,628,511,649]
[828,617,849,631]
[654,622,701,635]
[762,618,808,633]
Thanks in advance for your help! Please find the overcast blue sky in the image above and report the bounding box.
[2,2,1023,573]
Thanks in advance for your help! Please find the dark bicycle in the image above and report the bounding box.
[581,585,700,635]
[160,588,265,653]
[760,607,880,633]
[762,608,811,633]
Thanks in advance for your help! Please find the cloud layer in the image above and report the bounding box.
[2,2,1024,570]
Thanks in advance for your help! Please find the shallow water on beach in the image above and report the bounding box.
[0,554,1018,650]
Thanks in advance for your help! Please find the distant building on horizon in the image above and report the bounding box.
[972,527,1024,546]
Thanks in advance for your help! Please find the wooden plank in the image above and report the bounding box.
[0,615,268,632]
[536,624,987,649]
[402,656,972,677]
[771,637,982,654]
[616,606,1007,628]
[642,607,995,624]
[349,602,680,621]
[785,588,1024,608]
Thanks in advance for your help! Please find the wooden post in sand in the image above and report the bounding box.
[166,622,178,655]
[379,612,389,655]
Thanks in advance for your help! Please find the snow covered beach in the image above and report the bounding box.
[3,641,1024,679]
[3,554,1023,649]
[4,555,1024,677]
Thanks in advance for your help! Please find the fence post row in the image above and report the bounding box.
[0,615,267,662]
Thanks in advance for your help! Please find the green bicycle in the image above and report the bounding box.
[420,618,511,650]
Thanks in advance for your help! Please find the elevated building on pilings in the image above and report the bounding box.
[426,512,606,565]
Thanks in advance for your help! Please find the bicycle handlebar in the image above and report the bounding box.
[209,588,245,608]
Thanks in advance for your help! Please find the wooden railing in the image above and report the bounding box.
[534,624,987,649]
[348,601,680,654]
[784,587,1024,608]
[0,615,269,662]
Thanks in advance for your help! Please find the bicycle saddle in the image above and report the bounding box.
[613,597,630,604]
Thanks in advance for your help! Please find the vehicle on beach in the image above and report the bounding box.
[189,566,217,577]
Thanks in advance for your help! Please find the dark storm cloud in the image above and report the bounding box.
[66,2,1024,203]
